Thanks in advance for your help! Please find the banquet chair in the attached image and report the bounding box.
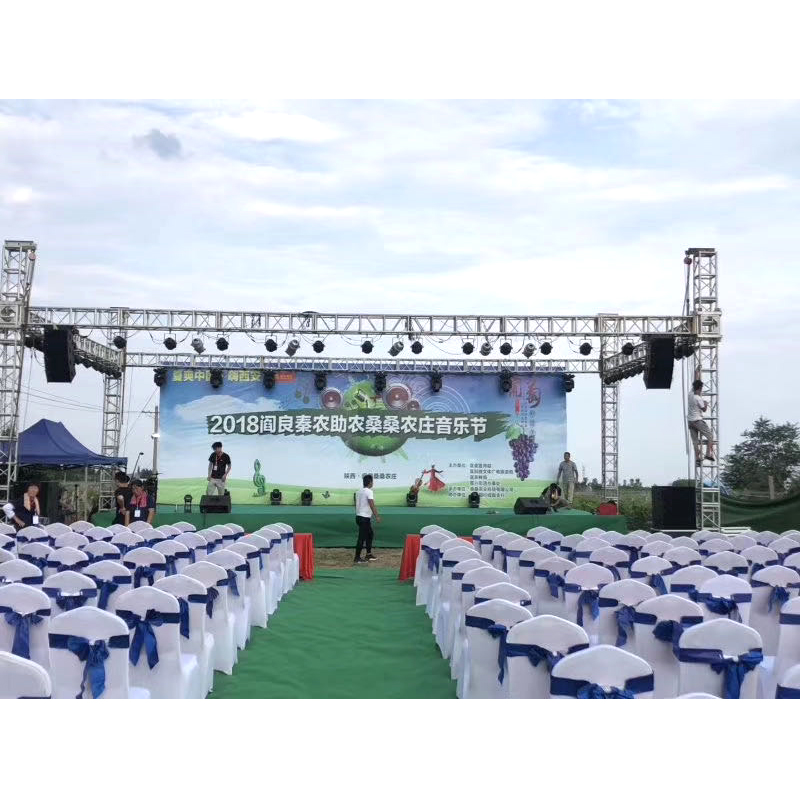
[17,542,53,573]
[440,557,485,659]
[641,540,672,559]
[0,522,15,537]
[420,525,442,536]
[0,650,52,699]
[669,565,717,599]
[464,598,531,699]
[183,561,237,675]
[107,524,132,535]
[0,559,44,586]
[142,528,169,547]
[516,546,557,601]
[227,541,268,630]
[633,593,704,698]
[627,530,651,538]
[123,547,168,589]
[155,525,182,538]
[210,524,237,546]
[669,536,700,550]
[110,530,145,555]
[784,530,800,544]
[473,582,531,609]
[596,579,656,650]
[532,555,574,619]
[582,527,606,539]
[775,597,800,690]
[629,555,673,595]
[692,529,719,544]
[748,565,800,656]
[531,528,563,552]
[82,541,122,564]
[700,537,735,559]
[69,521,93,533]
[563,564,615,640]
[115,586,201,699]
[239,533,273,614]
[172,521,197,533]
[45,522,71,539]
[785,552,800,577]
[43,570,98,618]
[275,524,299,589]
[492,532,520,571]
[776,663,800,699]
[755,530,780,546]
[728,534,757,553]
[0,532,14,553]
[572,538,607,566]
[16,526,49,546]
[83,527,114,543]
[259,527,286,610]
[202,549,251,650]
[0,549,15,565]
[694,574,752,625]
[550,644,654,699]
[225,523,245,535]
[432,544,477,629]
[506,615,590,699]
[416,531,451,608]
[597,530,625,546]
[677,692,719,698]
[589,546,631,581]
[559,534,585,561]
[740,545,779,577]
[83,561,133,612]
[676,618,763,699]
[704,550,751,577]
[153,540,192,576]
[772,536,800,564]
[0,582,51,669]
[175,531,208,563]
[477,528,501,562]
[664,546,702,570]
[470,526,490,551]
[497,533,529,583]
[53,531,89,550]
[616,534,647,570]
[645,532,673,544]
[128,520,153,534]
[48,606,149,699]
[154,573,215,697]
[46,546,89,577]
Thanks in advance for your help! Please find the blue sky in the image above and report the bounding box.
[2,99,798,485]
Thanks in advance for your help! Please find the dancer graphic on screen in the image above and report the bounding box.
[422,465,446,492]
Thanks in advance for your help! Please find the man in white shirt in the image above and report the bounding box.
[688,379,716,466]
[354,474,381,564]
[556,452,579,505]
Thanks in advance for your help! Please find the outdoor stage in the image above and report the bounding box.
[93,505,628,547]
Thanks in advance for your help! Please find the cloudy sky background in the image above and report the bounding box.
[1,99,798,485]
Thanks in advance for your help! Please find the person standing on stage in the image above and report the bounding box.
[556,452,579,505]
[354,474,381,564]
[127,479,155,525]
[207,441,231,496]
[113,471,132,526]
[3,483,42,530]
[688,378,716,467]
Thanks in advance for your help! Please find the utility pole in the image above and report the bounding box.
[152,405,159,475]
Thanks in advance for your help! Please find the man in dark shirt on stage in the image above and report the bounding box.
[207,441,231,496]
[113,471,132,526]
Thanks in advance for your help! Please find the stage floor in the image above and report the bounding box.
[93,505,628,548]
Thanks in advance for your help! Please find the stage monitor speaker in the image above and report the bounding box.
[514,497,549,515]
[43,326,76,383]
[643,336,675,389]
[651,485,695,530]
[200,494,231,514]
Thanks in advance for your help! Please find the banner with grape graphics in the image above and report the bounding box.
[156,369,567,507]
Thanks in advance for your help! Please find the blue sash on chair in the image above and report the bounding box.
[117,608,181,669]
[90,574,133,610]
[563,583,603,627]
[675,646,763,699]
[629,569,671,595]
[692,591,751,621]
[505,641,588,672]
[550,673,653,698]
[464,615,511,683]
[124,562,168,588]
[43,586,97,611]
[775,685,800,699]
[49,632,130,698]
[0,605,50,659]
[534,569,564,598]
[633,611,704,650]
[751,579,798,613]
[598,598,637,646]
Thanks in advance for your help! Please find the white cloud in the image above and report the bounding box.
[206,110,341,143]
[2,186,35,204]
[173,395,282,423]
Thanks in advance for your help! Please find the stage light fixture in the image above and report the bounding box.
[406,490,418,507]
[540,342,552,355]
[388,341,404,357]
[113,335,127,349]
[312,340,325,353]
[262,370,276,390]
[183,494,192,514]
[684,255,693,266]
[480,342,492,356]
[210,369,224,389]
[164,337,177,350]
[563,373,575,393]
[301,489,313,506]
[216,336,229,351]
[621,342,635,356]
[374,372,387,393]
[270,488,282,506]
[191,337,205,354]
[153,368,167,387]
[411,341,423,354]
[499,369,512,393]
[265,338,278,352]
[499,342,512,356]
[361,340,373,354]
[462,342,474,355]
[314,371,327,391]
[286,339,300,356]
[468,491,480,508]
[430,372,442,393]
[579,341,592,356]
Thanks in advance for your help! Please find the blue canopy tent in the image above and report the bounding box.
[2,419,127,522]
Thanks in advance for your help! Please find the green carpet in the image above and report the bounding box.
[209,569,456,698]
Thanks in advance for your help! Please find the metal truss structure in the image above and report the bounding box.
[3,239,722,528]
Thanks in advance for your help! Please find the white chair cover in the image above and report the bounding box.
[107,524,132,535]
[589,546,631,581]
[491,532,520,571]
[0,650,52,698]
[677,692,719,698]
[572,538,607,566]
[532,555,574,619]
[201,550,251,650]
[415,531,452,607]
[500,534,531,587]
[597,530,625,546]
[754,530,780,546]
[432,545,478,642]
[239,534,273,616]
[0,549,16,565]
[748,565,800,656]
[562,564,615,640]
[0,532,14,553]
[0,582,51,670]
[703,551,749,577]
[695,574,752,625]
[45,522,71,538]
[16,526,49,545]
[477,527,501,563]
[669,536,700,550]
[740,545,779,577]
[558,534,585,560]
[69,521,93,533]
[83,561,133,613]
[582,527,606,539]
[700,537,735,558]
[775,596,800,689]
[84,526,114,543]
[473,582,531,609]
[82,541,122,565]
[17,542,53,574]
[227,541,268,630]
[42,570,98,618]
[441,557,484,660]
[645,533,672,544]
[668,565,717,599]
[128,520,153,533]
[530,528,563,551]
[641,540,671,558]
[153,540,193,576]
[728,534,757,553]
[122,547,168,589]
[516,546,557,602]
[629,555,673,596]
[550,644,654,699]
[0,558,43,586]
[506,615,589,699]
[110,530,145,555]
[664,546,702,570]
[776,663,800,698]
[691,529,720,544]
[46,546,89,578]
[772,537,800,564]
[596,579,656,650]
[172,521,197,533]
[616,534,647,569]
[54,532,90,550]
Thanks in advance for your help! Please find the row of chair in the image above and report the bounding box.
[0,519,300,698]
[412,524,800,699]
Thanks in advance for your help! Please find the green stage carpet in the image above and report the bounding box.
[210,568,456,699]
[93,505,628,547]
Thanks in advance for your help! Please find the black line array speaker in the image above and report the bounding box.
[200,493,231,514]
[513,497,549,515]
[43,326,76,383]
[643,336,675,389]
[651,485,695,530]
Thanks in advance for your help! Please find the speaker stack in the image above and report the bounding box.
[651,485,696,530]
[643,336,675,389]
[513,497,549,515]
[199,493,231,514]
[43,326,76,383]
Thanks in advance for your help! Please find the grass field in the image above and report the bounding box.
[157,477,550,508]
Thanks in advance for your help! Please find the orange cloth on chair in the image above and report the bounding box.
[293,533,315,580]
